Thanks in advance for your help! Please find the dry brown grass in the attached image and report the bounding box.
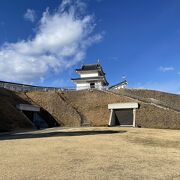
[60,90,133,126]
[117,88,180,111]
[0,127,180,180]
[26,91,81,127]
[0,88,34,132]
[60,90,180,129]
[1,88,180,132]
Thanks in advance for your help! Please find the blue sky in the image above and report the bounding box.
[0,0,180,94]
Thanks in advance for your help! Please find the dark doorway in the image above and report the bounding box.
[114,109,133,126]
[23,111,34,121]
[22,111,48,129]
[90,83,95,89]
[22,109,59,129]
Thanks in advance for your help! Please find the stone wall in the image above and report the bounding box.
[0,81,64,92]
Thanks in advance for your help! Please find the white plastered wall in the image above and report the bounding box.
[76,82,90,90]
[76,81,104,90]
[80,72,99,78]
[95,81,103,90]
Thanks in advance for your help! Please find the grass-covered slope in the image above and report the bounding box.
[59,90,133,126]
[0,88,180,132]
[117,88,180,111]
[59,90,180,129]
[26,91,81,127]
[0,88,34,132]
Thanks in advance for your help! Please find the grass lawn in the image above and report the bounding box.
[0,127,180,180]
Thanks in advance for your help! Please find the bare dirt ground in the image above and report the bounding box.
[0,127,180,180]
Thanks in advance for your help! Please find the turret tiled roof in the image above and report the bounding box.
[76,63,105,75]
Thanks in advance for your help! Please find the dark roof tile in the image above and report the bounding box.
[76,63,105,74]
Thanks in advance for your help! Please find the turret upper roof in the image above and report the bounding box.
[76,63,105,75]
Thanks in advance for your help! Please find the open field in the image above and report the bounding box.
[0,127,180,180]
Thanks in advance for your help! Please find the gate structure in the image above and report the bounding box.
[16,104,48,129]
[108,103,139,127]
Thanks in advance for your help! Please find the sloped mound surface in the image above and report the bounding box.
[0,88,180,132]
[110,89,180,129]
[26,91,81,127]
[117,89,180,111]
[0,88,34,132]
[60,90,133,126]
[60,90,180,129]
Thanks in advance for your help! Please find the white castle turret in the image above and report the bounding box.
[71,63,109,90]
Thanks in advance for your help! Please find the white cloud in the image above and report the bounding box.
[159,66,174,72]
[24,9,37,22]
[0,0,102,84]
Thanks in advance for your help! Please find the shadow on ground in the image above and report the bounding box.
[0,130,126,141]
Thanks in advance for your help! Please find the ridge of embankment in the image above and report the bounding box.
[1,88,180,132]
[59,89,180,129]
[102,89,180,129]
[112,89,180,111]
